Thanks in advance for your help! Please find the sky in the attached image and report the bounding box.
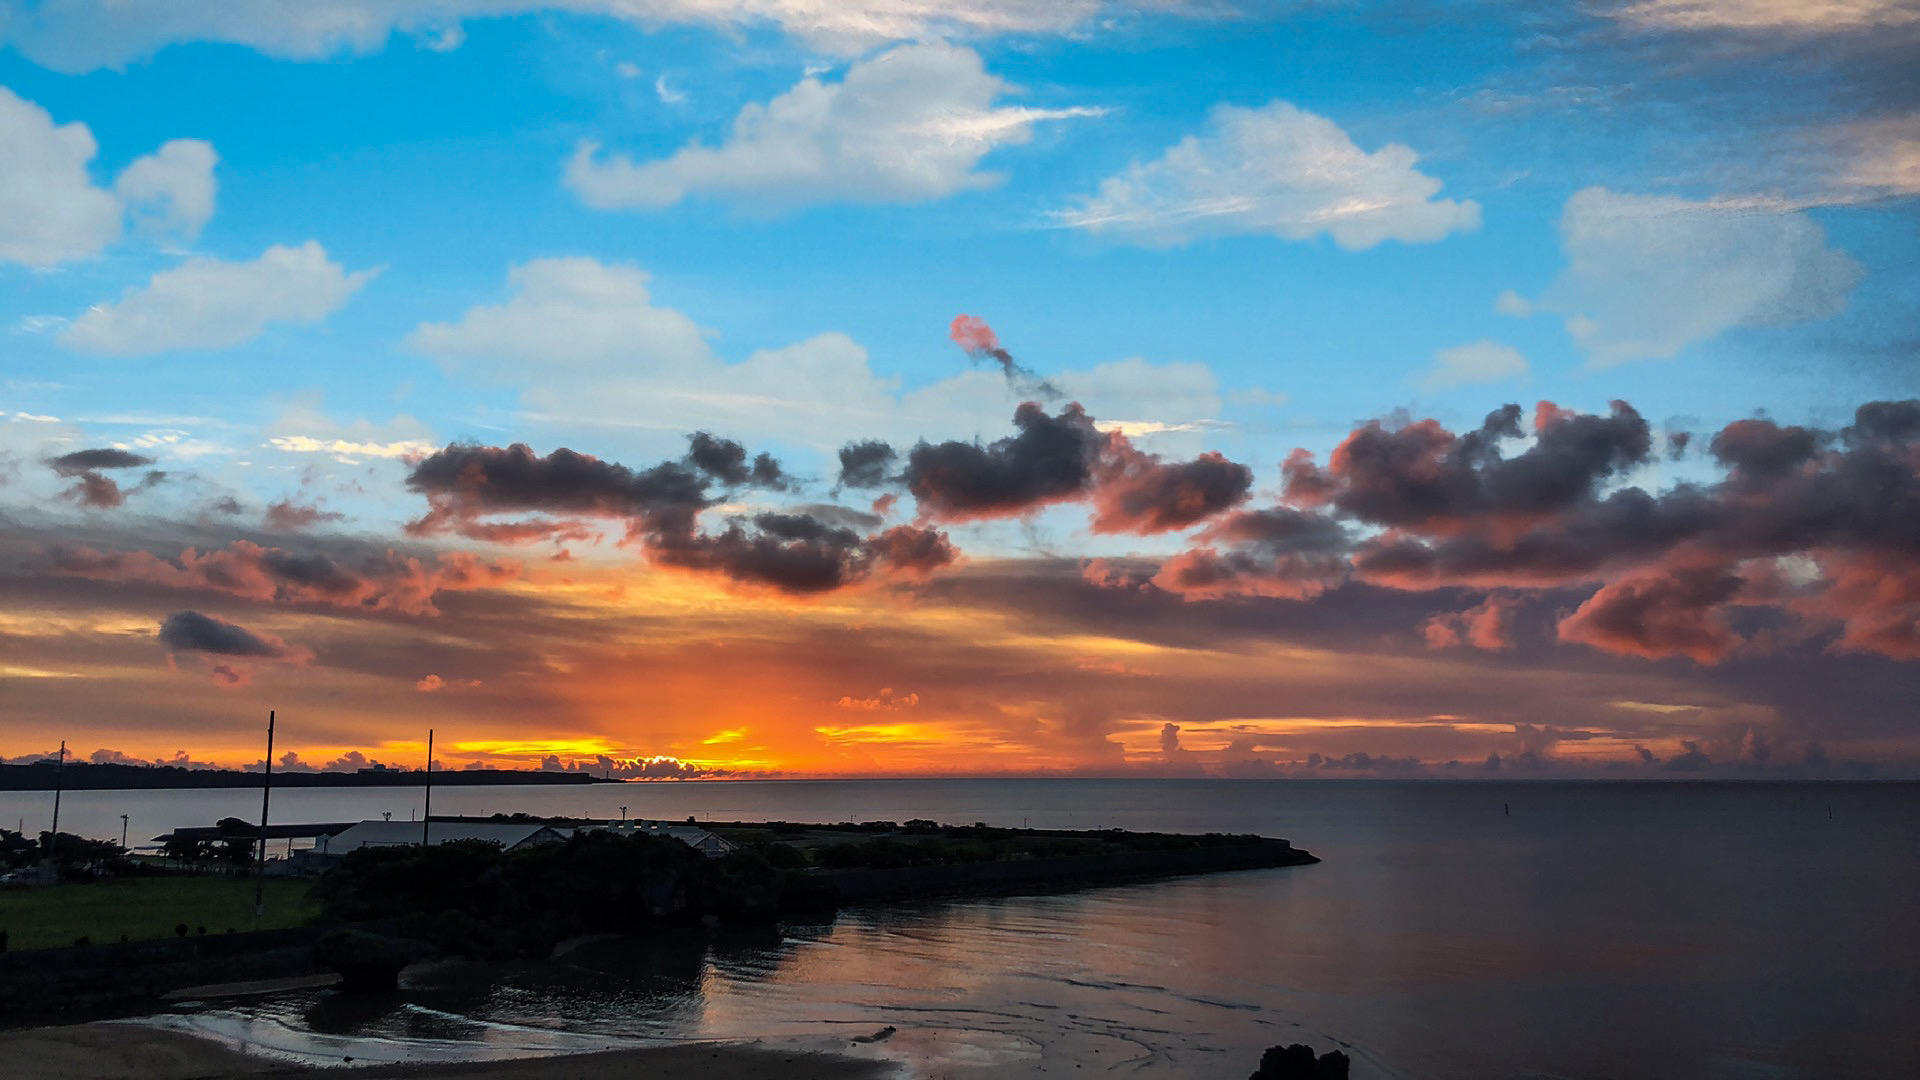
[1,0,1916,779]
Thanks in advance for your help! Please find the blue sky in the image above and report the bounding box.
[1,2,1916,776]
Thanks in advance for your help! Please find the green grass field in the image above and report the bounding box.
[0,876,319,951]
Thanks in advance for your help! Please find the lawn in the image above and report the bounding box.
[0,876,319,951]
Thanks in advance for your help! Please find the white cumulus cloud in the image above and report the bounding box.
[1058,100,1482,250]
[1419,340,1529,390]
[115,138,219,240]
[566,43,1103,212]
[60,241,377,355]
[0,86,216,266]
[409,257,1221,453]
[1542,187,1863,367]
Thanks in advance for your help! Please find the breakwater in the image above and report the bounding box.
[818,837,1316,903]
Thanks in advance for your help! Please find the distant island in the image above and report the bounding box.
[0,761,618,791]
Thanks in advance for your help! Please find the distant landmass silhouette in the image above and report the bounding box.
[0,761,615,791]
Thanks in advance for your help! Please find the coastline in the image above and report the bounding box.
[0,1024,894,1080]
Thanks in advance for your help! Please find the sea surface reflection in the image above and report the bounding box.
[104,781,1918,1078]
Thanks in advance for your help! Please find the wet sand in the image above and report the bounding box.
[0,1024,894,1080]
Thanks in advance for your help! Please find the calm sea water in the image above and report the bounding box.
[8,780,1916,1078]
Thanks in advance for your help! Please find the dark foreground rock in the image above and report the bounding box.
[1250,1042,1351,1079]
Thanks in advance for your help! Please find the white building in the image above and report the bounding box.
[316,820,567,854]
[597,820,736,858]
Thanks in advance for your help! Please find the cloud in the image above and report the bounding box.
[408,257,712,376]
[1058,100,1481,250]
[264,499,345,531]
[1150,507,1351,600]
[158,609,303,659]
[1423,593,1518,651]
[904,402,1108,521]
[567,43,1102,212]
[837,440,899,489]
[266,435,436,460]
[61,241,376,355]
[47,448,154,475]
[1164,398,1920,663]
[405,439,957,593]
[1420,340,1529,390]
[407,258,1223,452]
[0,87,215,266]
[1540,187,1863,366]
[1611,1,1920,32]
[1818,113,1920,201]
[159,609,314,685]
[113,138,218,240]
[1090,447,1252,535]
[950,314,1059,400]
[1284,401,1653,532]
[0,1,1158,71]
[836,688,921,710]
[44,447,162,509]
[1557,565,1746,663]
[51,539,518,616]
[685,431,787,489]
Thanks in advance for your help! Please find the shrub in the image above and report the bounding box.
[313,929,425,993]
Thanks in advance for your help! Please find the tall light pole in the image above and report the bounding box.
[47,740,67,871]
[119,814,128,852]
[619,805,627,824]
[421,729,434,847]
[254,710,275,920]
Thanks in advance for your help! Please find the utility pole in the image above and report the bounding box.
[119,814,128,851]
[254,710,274,920]
[47,740,67,871]
[421,729,434,847]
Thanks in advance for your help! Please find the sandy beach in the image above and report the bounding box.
[0,1024,895,1080]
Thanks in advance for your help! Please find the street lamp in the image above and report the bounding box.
[618,805,628,823]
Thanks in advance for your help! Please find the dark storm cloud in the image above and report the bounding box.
[159,610,293,658]
[1709,418,1823,483]
[685,431,787,489]
[47,448,155,476]
[408,438,952,595]
[1149,507,1352,600]
[904,402,1107,520]
[50,539,517,616]
[406,442,714,541]
[1283,401,1651,529]
[46,448,165,510]
[653,513,955,594]
[836,440,899,489]
[1161,398,1920,663]
[1091,448,1253,535]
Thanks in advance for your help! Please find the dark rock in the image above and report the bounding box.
[1250,1043,1350,1079]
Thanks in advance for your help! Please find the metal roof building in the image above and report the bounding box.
[317,819,567,853]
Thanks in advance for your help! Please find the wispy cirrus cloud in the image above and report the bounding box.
[0,1,1178,71]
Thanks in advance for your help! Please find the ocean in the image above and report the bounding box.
[5,779,1915,1078]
